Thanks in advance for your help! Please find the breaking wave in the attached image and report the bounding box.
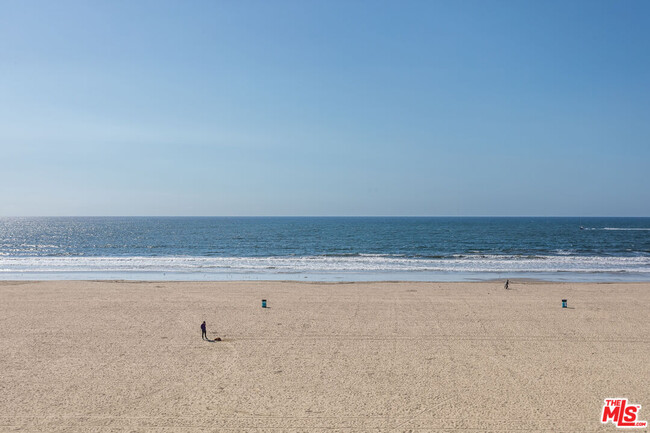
[2,254,650,276]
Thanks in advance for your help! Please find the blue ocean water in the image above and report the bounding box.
[1,217,649,281]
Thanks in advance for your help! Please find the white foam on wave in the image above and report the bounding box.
[582,227,650,231]
[602,227,650,231]
[2,254,650,275]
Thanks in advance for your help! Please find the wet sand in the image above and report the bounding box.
[1,280,648,432]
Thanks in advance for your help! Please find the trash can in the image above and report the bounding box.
[262,299,267,308]
[562,299,567,308]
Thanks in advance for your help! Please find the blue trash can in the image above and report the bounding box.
[262,299,267,308]
[562,299,567,308]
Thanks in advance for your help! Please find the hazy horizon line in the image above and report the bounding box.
[3,215,649,219]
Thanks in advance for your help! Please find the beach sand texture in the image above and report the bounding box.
[1,280,648,432]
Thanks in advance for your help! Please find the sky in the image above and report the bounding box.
[1,0,649,216]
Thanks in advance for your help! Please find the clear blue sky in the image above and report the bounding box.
[1,0,649,216]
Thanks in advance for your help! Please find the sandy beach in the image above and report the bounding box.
[1,280,648,432]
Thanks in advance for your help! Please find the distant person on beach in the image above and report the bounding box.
[504,279,510,290]
[201,321,207,340]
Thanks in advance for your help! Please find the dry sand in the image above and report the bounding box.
[1,280,648,432]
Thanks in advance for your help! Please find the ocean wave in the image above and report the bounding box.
[2,254,650,275]
[582,227,650,231]
[602,227,650,231]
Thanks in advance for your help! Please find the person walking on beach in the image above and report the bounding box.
[201,321,207,340]
[504,279,510,290]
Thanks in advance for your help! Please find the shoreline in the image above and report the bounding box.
[3,277,649,284]
[2,270,649,283]
[0,277,645,284]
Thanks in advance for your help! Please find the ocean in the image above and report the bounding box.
[1,217,649,282]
